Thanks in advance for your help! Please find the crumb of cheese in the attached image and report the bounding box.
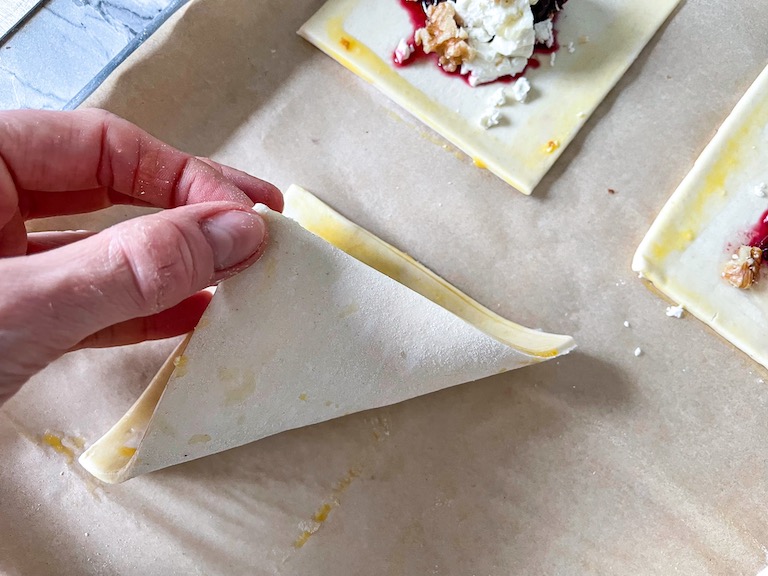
[394,37,414,64]
[479,107,501,129]
[490,87,506,107]
[665,304,684,318]
[510,77,531,103]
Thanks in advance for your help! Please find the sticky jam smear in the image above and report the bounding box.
[393,0,561,86]
[745,209,768,252]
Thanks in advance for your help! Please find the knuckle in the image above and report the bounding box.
[195,156,222,174]
[170,156,199,205]
[108,217,204,315]
[83,108,119,124]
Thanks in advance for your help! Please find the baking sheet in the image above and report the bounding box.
[3,0,768,574]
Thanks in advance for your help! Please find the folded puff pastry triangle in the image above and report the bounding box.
[79,186,575,483]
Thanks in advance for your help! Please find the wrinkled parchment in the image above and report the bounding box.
[2,1,768,574]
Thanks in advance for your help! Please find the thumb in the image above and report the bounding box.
[1,202,266,376]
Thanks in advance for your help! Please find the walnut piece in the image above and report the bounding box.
[722,245,763,289]
[414,2,474,72]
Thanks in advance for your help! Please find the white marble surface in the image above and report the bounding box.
[0,1,45,41]
[0,0,177,110]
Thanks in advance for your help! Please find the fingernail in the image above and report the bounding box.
[201,210,266,271]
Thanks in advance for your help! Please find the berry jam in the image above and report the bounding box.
[745,209,768,255]
[400,0,428,28]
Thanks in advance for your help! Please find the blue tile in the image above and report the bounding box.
[0,0,179,110]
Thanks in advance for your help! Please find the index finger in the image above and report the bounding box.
[0,109,282,211]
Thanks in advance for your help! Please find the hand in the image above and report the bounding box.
[0,109,283,405]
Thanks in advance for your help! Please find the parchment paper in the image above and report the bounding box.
[2,1,768,574]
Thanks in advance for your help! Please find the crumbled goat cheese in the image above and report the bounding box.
[479,107,502,129]
[533,19,554,48]
[394,37,414,64]
[510,76,531,103]
[455,0,537,86]
[490,87,507,107]
[665,304,684,319]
